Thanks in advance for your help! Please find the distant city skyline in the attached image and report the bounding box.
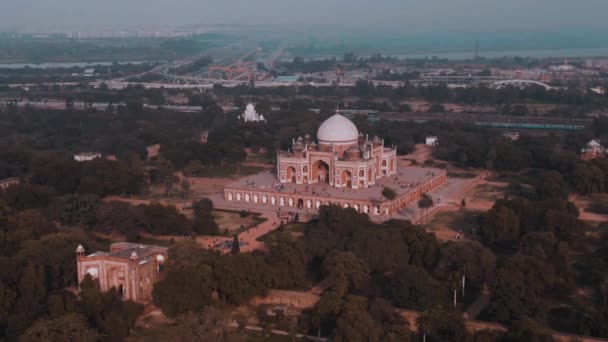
[2,0,608,33]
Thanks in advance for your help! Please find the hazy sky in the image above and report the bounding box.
[2,0,608,32]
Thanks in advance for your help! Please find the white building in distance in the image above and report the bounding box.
[426,136,439,147]
[74,152,102,162]
[240,103,265,123]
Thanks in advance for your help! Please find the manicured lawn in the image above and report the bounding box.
[489,169,540,186]
[213,210,267,234]
[245,153,275,164]
[193,165,267,178]
[257,222,309,243]
[136,236,173,247]
[447,171,477,179]
[425,209,482,236]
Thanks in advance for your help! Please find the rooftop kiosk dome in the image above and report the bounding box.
[316,114,359,146]
[240,103,265,123]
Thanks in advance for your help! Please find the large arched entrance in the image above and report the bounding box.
[297,198,304,209]
[312,160,330,184]
[341,170,352,188]
[286,166,296,183]
[106,267,125,297]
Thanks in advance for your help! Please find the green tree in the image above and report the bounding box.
[323,251,370,296]
[416,308,466,342]
[192,198,219,235]
[503,317,554,342]
[368,298,411,342]
[19,313,99,342]
[383,264,445,310]
[52,194,100,228]
[18,229,98,291]
[164,174,179,198]
[214,254,271,305]
[535,170,569,200]
[153,264,215,317]
[3,209,51,255]
[152,242,216,316]
[382,187,397,200]
[480,205,520,247]
[231,235,240,255]
[433,241,496,293]
[265,234,308,289]
[418,194,434,224]
[333,296,383,342]
[7,263,47,339]
[487,264,545,323]
[180,179,190,200]
[79,278,143,340]
[168,307,241,342]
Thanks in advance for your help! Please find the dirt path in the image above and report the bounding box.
[571,194,608,223]
[465,284,490,320]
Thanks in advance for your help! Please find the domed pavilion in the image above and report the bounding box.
[276,111,397,189]
[218,108,447,219]
[240,103,265,122]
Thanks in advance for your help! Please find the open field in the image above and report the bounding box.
[193,165,268,178]
[424,209,483,241]
[468,183,506,207]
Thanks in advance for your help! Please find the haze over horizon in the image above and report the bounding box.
[3,0,608,33]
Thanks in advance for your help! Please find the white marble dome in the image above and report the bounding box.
[317,114,359,145]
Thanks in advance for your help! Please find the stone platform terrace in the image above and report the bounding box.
[212,166,447,220]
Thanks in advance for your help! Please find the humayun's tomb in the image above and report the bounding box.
[216,112,447,219]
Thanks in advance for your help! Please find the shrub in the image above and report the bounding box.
[382,187,397,200]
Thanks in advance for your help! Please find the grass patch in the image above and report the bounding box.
[136,236,173,247]
[425,209,482,235]
[193,165,266,178]
[213,209,267,235]
[246,153,275,164]
[447,171,477,179]
[258,222,309,243]
[489,169,540,185]
[470,183,508,203]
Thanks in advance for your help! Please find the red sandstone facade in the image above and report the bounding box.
[223,170,447,217]
[221,112,447,218]
[76,242,167,302]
